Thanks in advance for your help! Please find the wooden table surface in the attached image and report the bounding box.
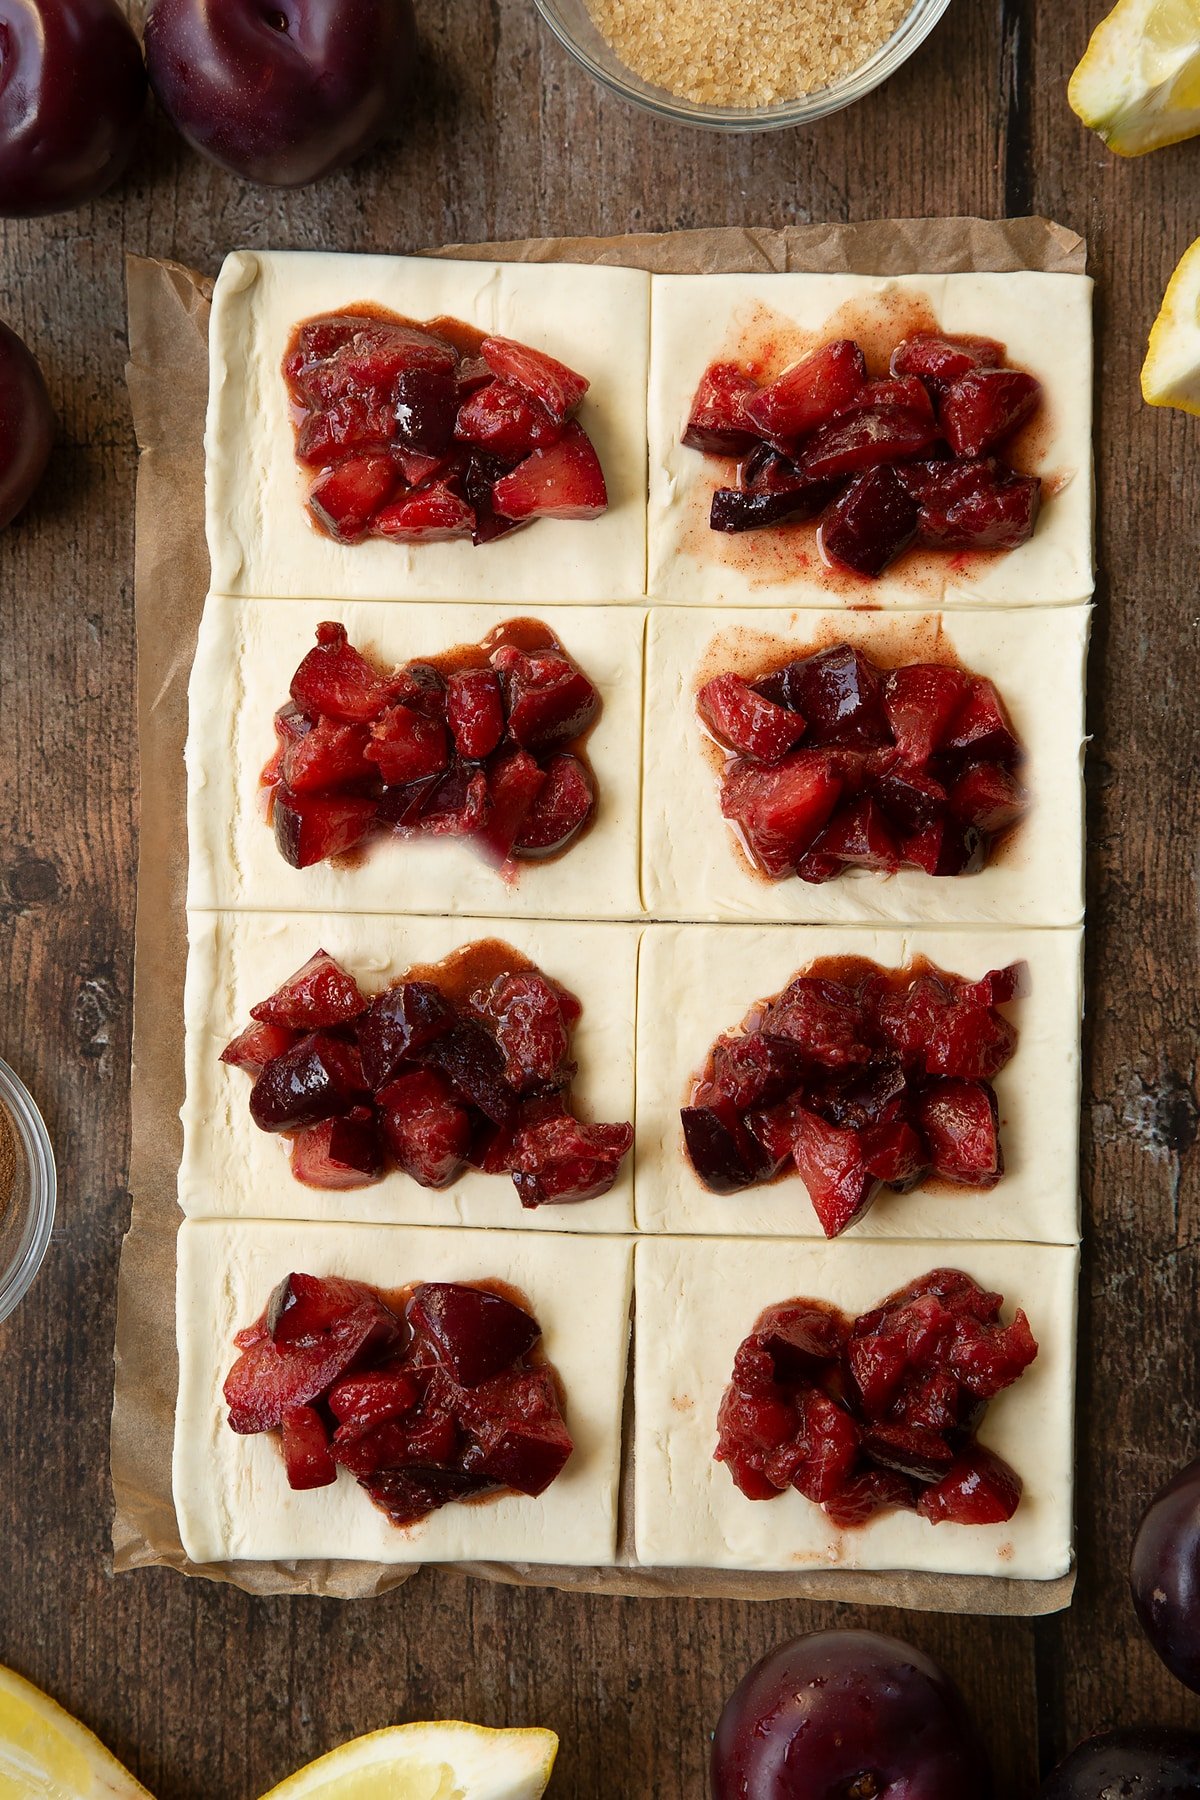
[0,1,1196,1794]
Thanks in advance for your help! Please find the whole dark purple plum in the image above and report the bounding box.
[0,322,53,528]
[1037,1728,1200,1799]
[711,1629,991,1800]
[0,0,146,217]
[143,0,417,187]
[1131,1456,1200,1692]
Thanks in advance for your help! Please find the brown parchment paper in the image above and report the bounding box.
[113,219,1086,1611]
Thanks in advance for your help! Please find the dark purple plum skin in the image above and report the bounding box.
[710,1629,991,1800]
[1037,1729,1200,1799]
[0,0,146,217]
[143,0,417,188]
[1130,1457,1200,1692]
[0,322,53,528]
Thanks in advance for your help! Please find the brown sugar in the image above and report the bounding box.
[0,1105,14,1224]
[587,0,913,108]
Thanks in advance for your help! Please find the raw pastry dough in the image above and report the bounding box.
[641,605,1089,926]
[174,1218,633,1565]
[206,251,649,603]
[635,923,1082,1244]
[647,271,1094,608]
[187,595,646,920]
[180,910,640,1232]
[633,1234,1076,1578]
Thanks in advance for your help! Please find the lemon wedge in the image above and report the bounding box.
[257,1722,559,1800]
[1069,0,1200,154]
[0,1664,152,1800]
[1143,235,1200,410]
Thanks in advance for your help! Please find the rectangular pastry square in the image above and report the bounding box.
[187,595,646,921]
[206,250,649,603]
[647,271,1094,609]
[180,911,638,1232]
[633,1235,1076,1578]
[174,1218,633,1566]
[641,605,1089,927]
[635,923,1081,1244]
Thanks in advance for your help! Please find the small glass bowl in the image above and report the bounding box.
[0,1058,56,1324]
[532,0,954,131]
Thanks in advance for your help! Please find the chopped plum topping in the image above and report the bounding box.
[683,954,1023,1234]
[265,619,600,877]
[225,1272,572,1526]
[702,641,1028,887]
[715,1269,1035,1528]
[682,328,1043,575]
[284,309,605,546]
[221,942,632,1209]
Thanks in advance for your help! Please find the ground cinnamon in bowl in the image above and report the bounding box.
[586,0,914,108]
[0,1104,14,1225]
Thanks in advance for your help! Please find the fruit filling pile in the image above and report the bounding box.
[284,310,607,546]
[699,643,1028,885]
[264,620,600,871]
[225,1274,572,1526]
[221,944,634,1204]
[683,333,1044,577]
[682,956,1025,1236]
[715,1270,1037,1528]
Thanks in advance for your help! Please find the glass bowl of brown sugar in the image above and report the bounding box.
[532,0,954,130]
[0,1058,56,1323]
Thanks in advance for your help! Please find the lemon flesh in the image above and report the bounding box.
[258,1723,558,1800]
[1142,235,1200,411]
[0,1665,152,1800]
[1069,0,1200,154]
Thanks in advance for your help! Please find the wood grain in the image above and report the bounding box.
[0,0,1195,1793]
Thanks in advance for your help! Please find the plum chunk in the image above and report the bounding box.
[290,621,392,723]
[915,463,1041,551]
[407,1282,541,1387]
[940,368,1041,458]
[455,379,562,459]
[365,702,449,786]
[273,788,379,869]
[799,406,941,482]
[744,340,867,449]
[376,1068,472,1188]
[373,481,475,543]
[760,977,869,1070]
[480,335,589,422]
[918,1081,1003,1186]
[710,470,833,531]
[307,455,398,543]
[486,971,574,1091]
[698,673,807,762]
[280,715,373,794]
[425,1019,519,1124]
[493,644,599,748]
[281,1405,337,1489]
[683,1101,768,1194]
[720,752,844,877]
[916,1445,1022,1525]
[392,364,459,456]
[291,1110,386,1190]
[780,644,888,747]
[465,1398,573,1496]
[479,748,547,862]
[447,666,505,760]
[811,797,902,872]
[250,949,368,1031]
[220,1019,297,1077]
[224,1273,401,1434]
[513,754,594,857]
[943,676,1020,764]
[357,980,457,1091]
[889,332,1004,390]
[819,466,920,577]
[492,424,607,521]
[509,1114,634,1207]
[249,1032,367,1133]
[682,361,760,455]
[882,663,970,764]
[788,1108,876,1238]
